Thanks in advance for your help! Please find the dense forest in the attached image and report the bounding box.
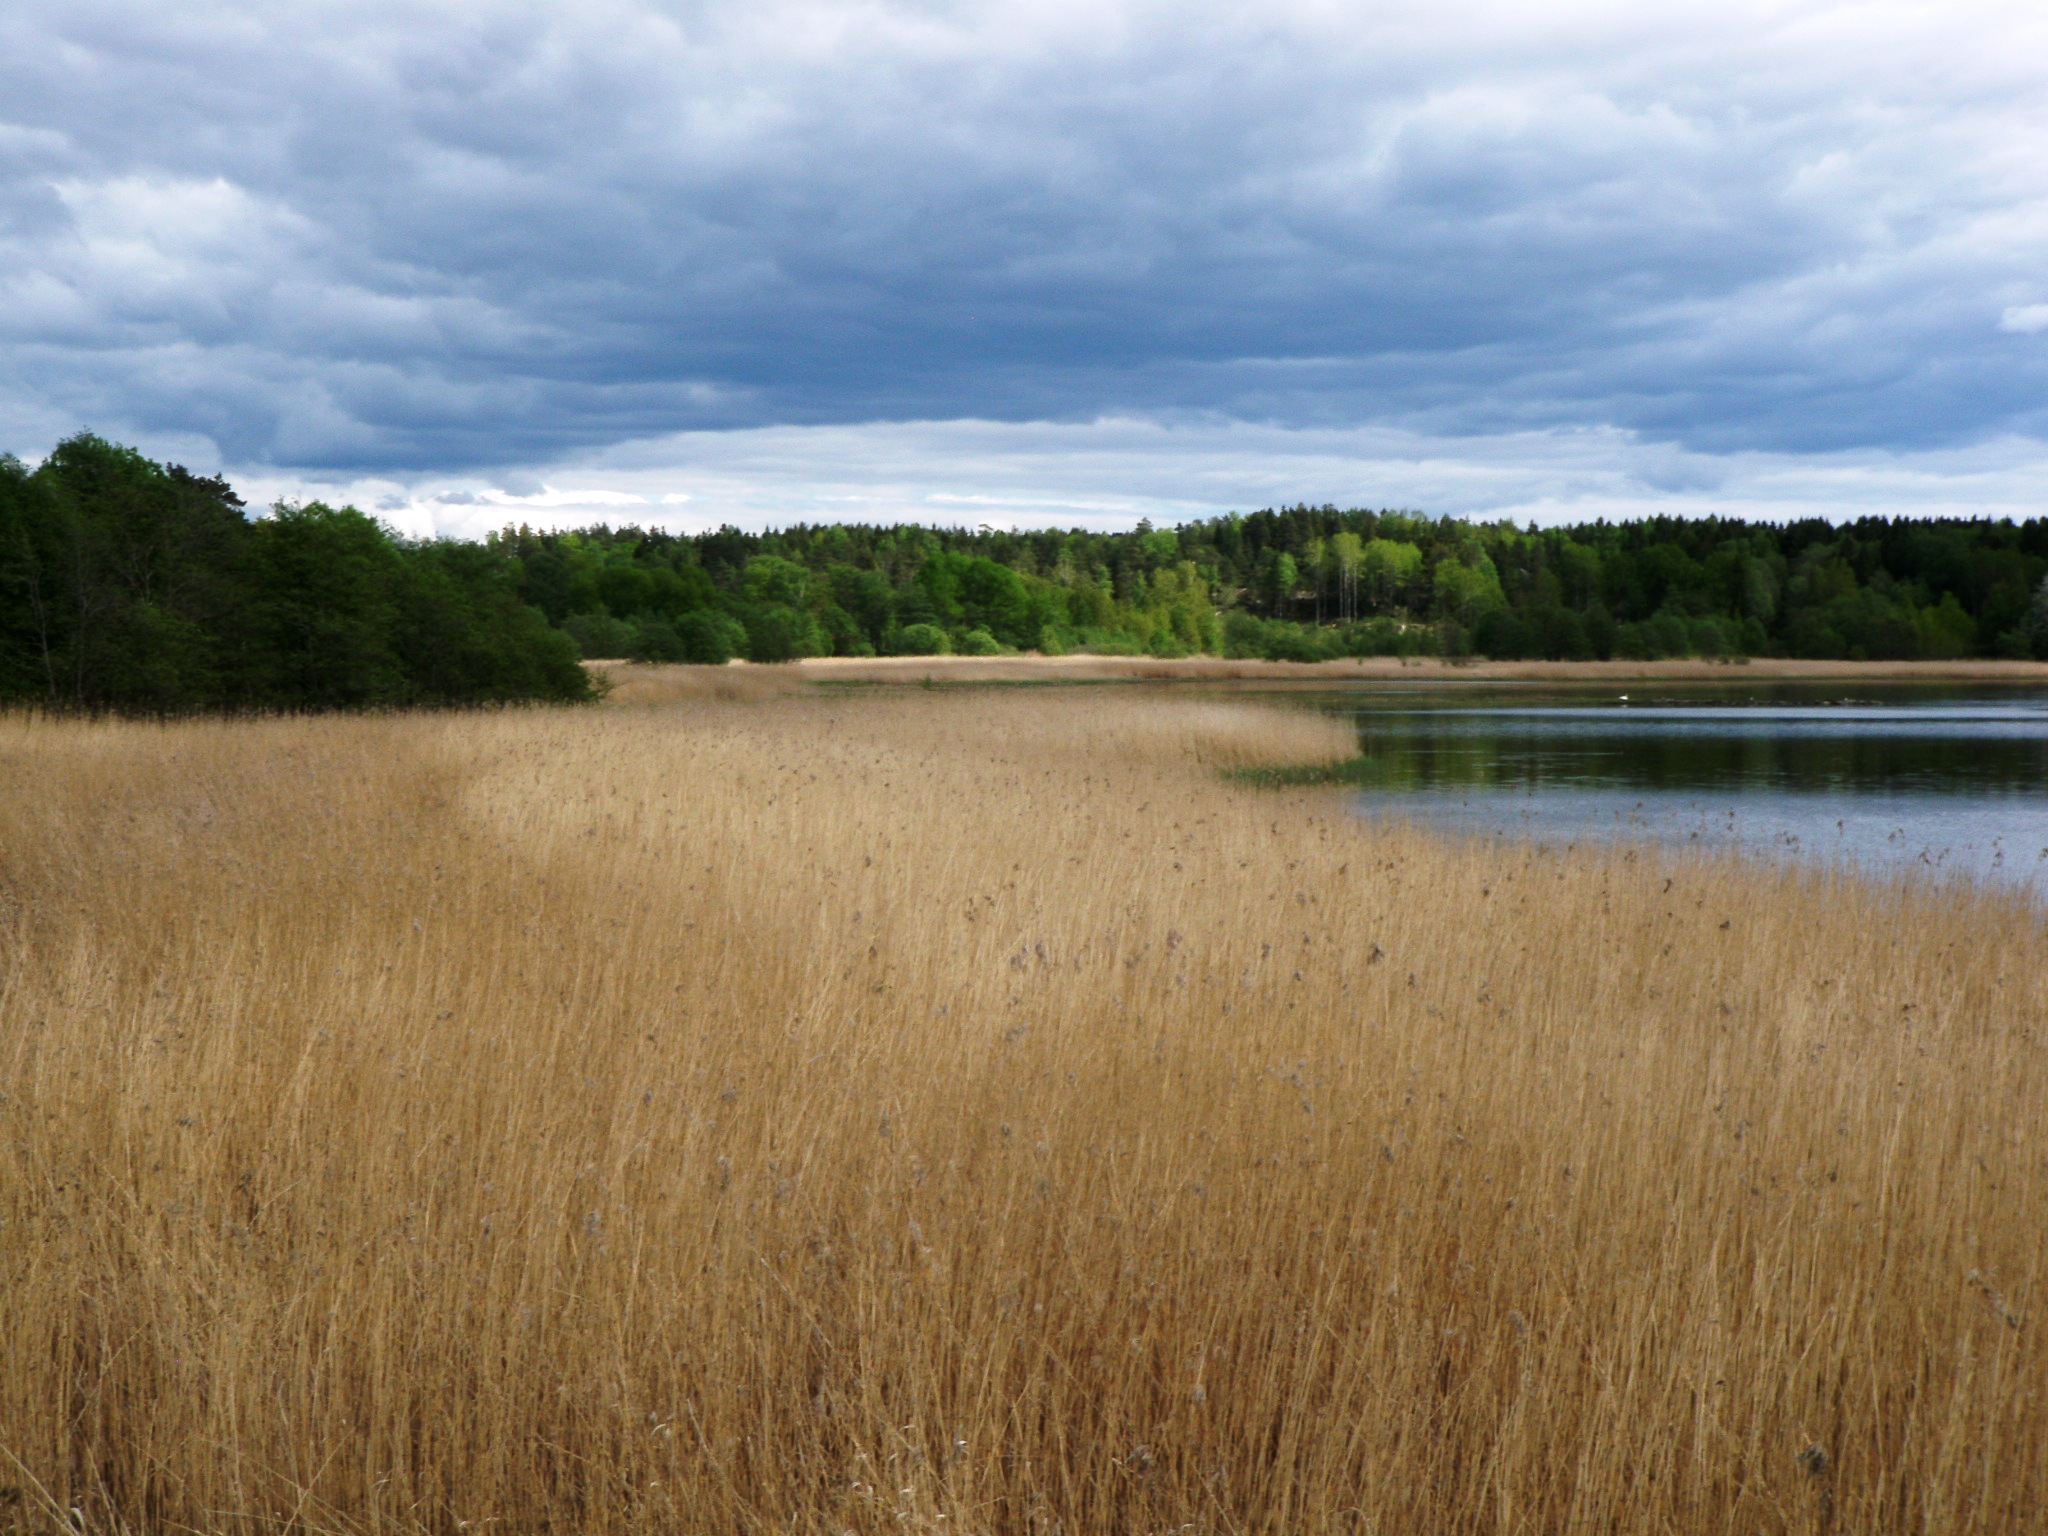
[6,434,2048,710]
[498,495,2048,668]
[0,436,591,709]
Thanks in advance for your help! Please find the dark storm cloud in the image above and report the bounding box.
[3,0,2047,474]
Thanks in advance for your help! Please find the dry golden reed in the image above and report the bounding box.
[590,660,814,705]
[1,691,2043,1535]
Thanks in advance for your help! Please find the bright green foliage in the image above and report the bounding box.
[955,626,1003,656]
[1431,551,1507,628]
[1139,527,1180,564]
[913,552,1038,647]
[741,555,810,608]
[1360,539,1424,612]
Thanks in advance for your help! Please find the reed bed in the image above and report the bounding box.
[0,692,2042,1535]
[590,661,814,705]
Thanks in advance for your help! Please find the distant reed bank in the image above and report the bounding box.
[1,692,2041,1534]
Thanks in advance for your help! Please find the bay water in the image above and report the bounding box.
[1299,681,2048,898]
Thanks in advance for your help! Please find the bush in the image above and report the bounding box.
[815,602,868,656]
[1261,622,1332,663]
[1069,630,1143,656]
[893,623,950,656]
[675,611,741,665]
[629,619,690,663]
[1221,611,1269,659]
[739,603,811,663]
[1336,619,1417,658]
[1617,612,1691,659]
[1145,629,1193,659]
[955,626,1003,656]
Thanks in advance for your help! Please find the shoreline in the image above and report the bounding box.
[599,653,2048,690]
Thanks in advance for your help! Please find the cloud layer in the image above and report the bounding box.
[5,0,2048,517]
[239,418,2048,543]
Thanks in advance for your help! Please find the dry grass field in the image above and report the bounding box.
[1,690,2044,1535]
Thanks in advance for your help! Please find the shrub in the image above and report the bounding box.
[1145,629,1193,659]
[1221,611,1269,660]
[739,603,810,663]
[629,619,690,663]
[1262,623,1331,663]
[675,611,741,665]
[893,623,950,656]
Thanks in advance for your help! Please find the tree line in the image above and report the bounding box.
[501,500,2048,666]
[0,436,590,710]
[6,434,2048,711]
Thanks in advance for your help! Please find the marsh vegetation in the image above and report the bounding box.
[1,691,2042,1533]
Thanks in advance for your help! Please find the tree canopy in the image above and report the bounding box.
[6,435,2048,712]
[495,500,2048,667]
[0,436,591,711]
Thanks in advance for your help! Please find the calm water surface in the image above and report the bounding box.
[1298,681,2048,896]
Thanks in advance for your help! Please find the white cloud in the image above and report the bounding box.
[2000,303,2048,334]
[235,417,2048,540]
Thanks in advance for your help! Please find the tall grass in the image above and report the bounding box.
[1,693,2042,1535]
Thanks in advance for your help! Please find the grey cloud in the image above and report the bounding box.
[1,1,2046,475]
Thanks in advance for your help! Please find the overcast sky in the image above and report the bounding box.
[5,0,2047,533]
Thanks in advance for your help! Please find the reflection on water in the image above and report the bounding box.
[1312,682,2048,895]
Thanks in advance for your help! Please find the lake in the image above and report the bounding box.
[1300,681,2048,898]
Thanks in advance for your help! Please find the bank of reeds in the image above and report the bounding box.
[1,693,2042,1535]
